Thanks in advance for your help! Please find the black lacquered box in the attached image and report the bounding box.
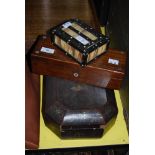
[49,19,110,66]
[42,76,118,138]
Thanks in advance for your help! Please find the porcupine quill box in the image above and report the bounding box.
[49,19,110,66]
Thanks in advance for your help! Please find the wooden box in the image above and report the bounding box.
[49,19,109,65]
[42,76,118,138]
[30,35,126,90]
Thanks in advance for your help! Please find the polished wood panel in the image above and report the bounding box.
[25,61,40,149]
[30,35,126,89]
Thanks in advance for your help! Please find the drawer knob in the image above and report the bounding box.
[73,73,79,77]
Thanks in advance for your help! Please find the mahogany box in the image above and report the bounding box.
[49,19,109,65]
[30,35,126,90]
[42,76,118,138]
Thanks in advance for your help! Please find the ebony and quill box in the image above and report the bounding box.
[49,19,110,66]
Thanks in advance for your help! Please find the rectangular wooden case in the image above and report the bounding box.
[30,35,126,90]
[49,19,109,65]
